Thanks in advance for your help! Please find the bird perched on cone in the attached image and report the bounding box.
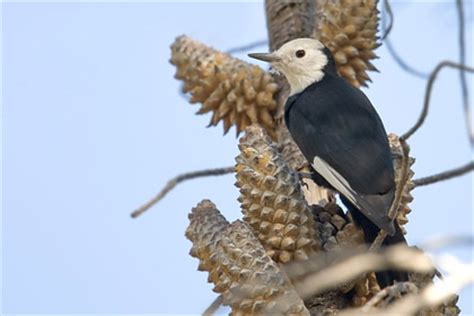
[249,38,408,287]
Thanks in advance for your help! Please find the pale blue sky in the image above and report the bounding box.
[3,1,473,314]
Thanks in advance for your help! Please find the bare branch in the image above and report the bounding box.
[380,0,393,41]
[225,39,268,54]
[456,0,473,146]
[363,282,418,309]
[383,255,473,315]
[292,245,434,299]
[385,37,429,79]
[413,161,474,188]
[369,230,387,251]
[370,137,411,250]
[130,166,234,218]
[202,295,223,316]
[381,4,429,79]
[401,61,474,141]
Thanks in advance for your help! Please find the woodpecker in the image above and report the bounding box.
[249,38,408,287]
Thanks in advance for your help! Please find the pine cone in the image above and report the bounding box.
[185,199,229,273]
[312,203,365,252]
[315,0,379,87]
[235,125,320,263]
[186,200,309,315]
[170,35,279,137]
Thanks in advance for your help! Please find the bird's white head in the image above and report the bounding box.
[248,38,330,96]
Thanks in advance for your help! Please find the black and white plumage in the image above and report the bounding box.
[249,38,408,286]
[284,56,396,235]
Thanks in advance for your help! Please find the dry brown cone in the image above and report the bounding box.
[312,202,365,253]
[235,125,320,263]
[170,35,279,138]
[315,0,379,87]
[185,199,230,274]
[388,133,415,234]
[186,199,309,315]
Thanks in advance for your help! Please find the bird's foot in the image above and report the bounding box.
[298,172,313,189]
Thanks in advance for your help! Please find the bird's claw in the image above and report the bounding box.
[298,172,313,189]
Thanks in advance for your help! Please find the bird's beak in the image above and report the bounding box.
[248,52,281,63]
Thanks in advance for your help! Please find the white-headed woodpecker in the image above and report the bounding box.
[249,38,408,287]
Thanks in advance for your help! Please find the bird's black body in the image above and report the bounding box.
[284,52,408,287]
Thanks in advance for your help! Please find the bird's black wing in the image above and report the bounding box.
[285,74,396,233]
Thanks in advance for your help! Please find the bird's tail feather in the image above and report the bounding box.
[342,197,409,288]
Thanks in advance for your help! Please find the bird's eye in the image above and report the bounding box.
[295,49,306,58]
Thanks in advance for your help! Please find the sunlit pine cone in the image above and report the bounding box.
[170,35,279,137]
[185,200,309,315]
[222,221,309,315]
[235,125,320,263]
[185,199,230,275]
[315,0,379,87]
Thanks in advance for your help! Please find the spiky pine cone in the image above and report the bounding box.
[310,202,365,253]
[186,200,309,315]
[170,35,279,137]
[235,125,320,263]
[315,0,379,87]
[185,199,229,274]
[388,133,415,234]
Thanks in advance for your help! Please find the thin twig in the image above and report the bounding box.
[226,39,268,54]
[381,0,393,41]
[131,166,234,218]
[339,255,472,315]
[456,0,473,146]
[292,245,433,299]
[202,295,223,316]
[369,230,387,251]
[381,4,429,79]
[391,138,411,222]
[383,255,473,315]
[363,282,418,309]
[370,138,410,250]
[413,161,474,187]
[385,38,430,79]
[401,61,474,141]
